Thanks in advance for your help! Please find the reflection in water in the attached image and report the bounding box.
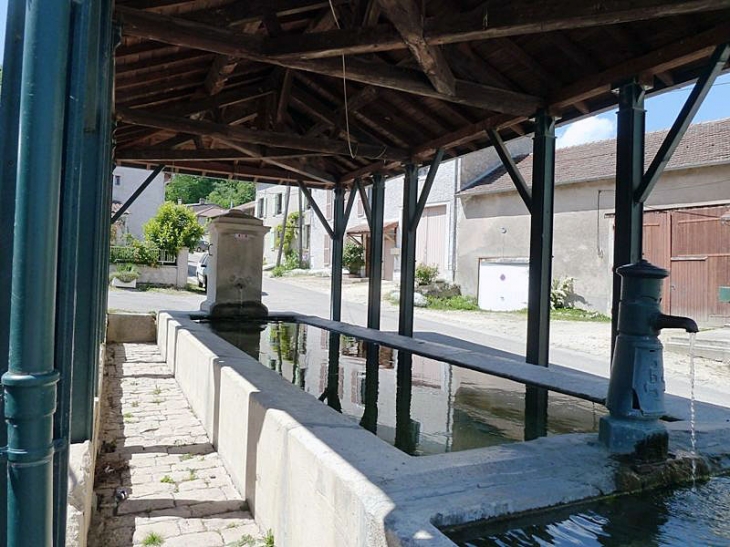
[359,342,380,434]
[448,476,730,546]
[524,386,548,441]
[208,321,607,456]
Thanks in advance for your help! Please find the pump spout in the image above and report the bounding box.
[653,313,699,333]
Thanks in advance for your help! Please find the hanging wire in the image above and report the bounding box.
[328,0,356,159]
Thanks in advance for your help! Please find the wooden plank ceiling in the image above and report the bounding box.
[113,0,730,187]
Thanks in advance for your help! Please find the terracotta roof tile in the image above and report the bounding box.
[459,117,730,197]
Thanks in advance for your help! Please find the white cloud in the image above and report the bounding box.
[557,116,616,149]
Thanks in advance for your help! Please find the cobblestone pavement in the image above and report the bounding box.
[89,343,263,547]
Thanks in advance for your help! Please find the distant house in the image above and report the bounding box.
[306,159,462,282]
[456,118,730,325]
[111,166,166,239]
[255,184,312,266]
[185,200,228,226]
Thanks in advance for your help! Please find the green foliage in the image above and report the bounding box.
[142,532,164,546]
[425,295,480,310]
[343,242,364,274]
[110,238,159,266]
[415,263,439,286]
[109,264,139,283]
[550,276,575,310]
[207,179,256,208]
[274,211,302,267]
[164,174,217,204]
[263,530,275,547]
[271,266,285,277]
[160,475,175,484]
[165,174,255,209]
[143,202,204,255]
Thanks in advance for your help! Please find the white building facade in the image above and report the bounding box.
[111,166,166,239]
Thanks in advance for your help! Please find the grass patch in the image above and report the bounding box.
[513,307,610,322]
[131,401,139,408]
[551,308,610,322]
[153,385,162,395]
[160,475,175,484]
[426,295,480,311]
[180,453,194,462]
[263,530,275,547]
[142,532,164,546]
[185,468,197,482]
[123,412,134,422]
[227,535,257,547]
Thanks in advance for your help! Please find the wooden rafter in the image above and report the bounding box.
[116,148,326,162]
[376,0,456,95]
[116,107,409,161]
[116,7,544,116]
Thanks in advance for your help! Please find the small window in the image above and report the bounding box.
[326,192,333,219]
[275,193,283,215]
[257,197,265,218]
[114,174,121,186]
[324,234,331,266]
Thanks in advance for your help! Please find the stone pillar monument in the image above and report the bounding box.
[201,209,269,318]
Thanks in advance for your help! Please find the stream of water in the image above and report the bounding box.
[688,332,697,488]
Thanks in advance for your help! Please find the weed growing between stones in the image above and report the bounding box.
[142,531,164,546]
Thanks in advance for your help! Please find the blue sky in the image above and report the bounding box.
[0,1,728,147]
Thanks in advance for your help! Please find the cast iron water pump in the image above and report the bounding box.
[599,260,698,458]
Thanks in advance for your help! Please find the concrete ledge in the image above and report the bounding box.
[107,312,156,343]
[159,311,730,547]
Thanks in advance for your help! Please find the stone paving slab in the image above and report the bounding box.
[88,343,266,547]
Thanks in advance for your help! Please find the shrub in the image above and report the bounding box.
[343,242,364,274]
[143,202,204,255]
[550,276,575,309]
[415,263,438,286]
[271,265,286,277]
[109,263,139,284]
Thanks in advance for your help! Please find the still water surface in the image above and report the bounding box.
[446,476,730,546]
[207,320,606,456]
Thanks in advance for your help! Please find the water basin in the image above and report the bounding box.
[204,319,607,456]
[444,475,730,546]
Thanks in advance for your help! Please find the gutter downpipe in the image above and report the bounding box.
[3,2,72,545]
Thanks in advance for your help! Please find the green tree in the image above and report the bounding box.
[143,202,204,255]
[207,179,256,208]
[164,174,218,204]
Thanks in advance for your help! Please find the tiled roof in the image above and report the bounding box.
[459,118,730,197]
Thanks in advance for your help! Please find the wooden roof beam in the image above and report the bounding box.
[376,0,456,95]
[116,148,326,162]
[260,0,730,58]
[116,7,543,116]
[116,107,409,161]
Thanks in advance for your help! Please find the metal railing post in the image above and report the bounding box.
[3,2,72,545]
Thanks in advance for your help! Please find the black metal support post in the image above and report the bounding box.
[398,165,419,337]
[487,128,532,212]
[0,3,26,544]
[636,44,729,204]
[611,80,646,355]
[526,110,556,367]
[524,110,555,441]
[367,175,385,331]
[4,1,72,544]
[331,185,346,321]
[110,164,165,224]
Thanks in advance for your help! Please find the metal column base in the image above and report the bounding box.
[599,416,668,461]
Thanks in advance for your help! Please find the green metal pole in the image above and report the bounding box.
[69,0,109,443]
[53,0,95,543]
[4,1,72,546]
[0,3,27,545]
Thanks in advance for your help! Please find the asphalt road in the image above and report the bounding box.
[107,275,730,409]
